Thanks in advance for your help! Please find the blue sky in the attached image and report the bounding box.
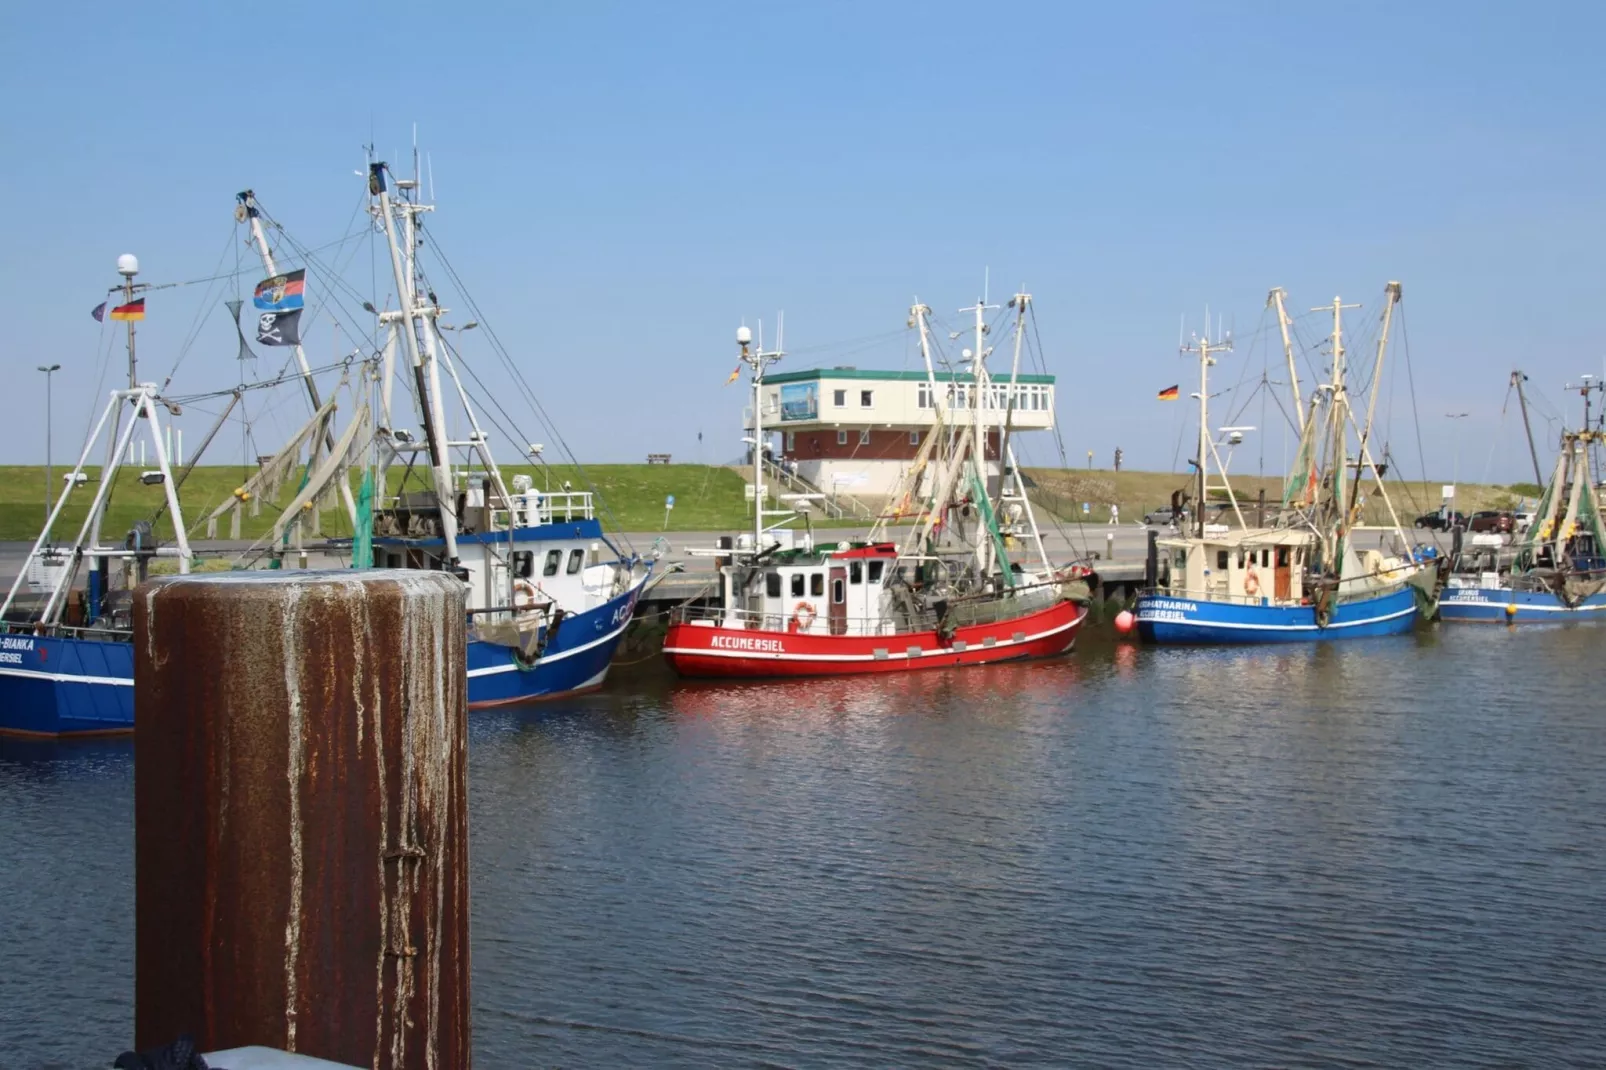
[4,1,1603,484]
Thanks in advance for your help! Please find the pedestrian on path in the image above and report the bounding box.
[1109,503,1120,526]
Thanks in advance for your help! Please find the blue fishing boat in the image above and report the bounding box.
[1136,283,1439,644]
[1439,428,1606,623]
[0,173,651,737]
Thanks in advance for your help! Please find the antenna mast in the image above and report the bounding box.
[1268,287,1302,426]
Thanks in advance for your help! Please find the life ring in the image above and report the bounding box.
[790,601,817,632]
[512,579,543,616]
[1244,569,1261,598]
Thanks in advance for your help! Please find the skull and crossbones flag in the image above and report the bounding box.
[255,308,302,347]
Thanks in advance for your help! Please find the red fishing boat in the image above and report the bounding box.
[664,293,1090,680]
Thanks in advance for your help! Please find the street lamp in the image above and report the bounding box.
[1445,412,1469,524]
[38,363,61,518]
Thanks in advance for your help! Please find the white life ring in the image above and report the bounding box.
[791,601,817,632]
[513,578,544,616]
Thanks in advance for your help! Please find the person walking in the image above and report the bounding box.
[1109,503,1120,526]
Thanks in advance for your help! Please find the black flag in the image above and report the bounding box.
[256,308,302,347]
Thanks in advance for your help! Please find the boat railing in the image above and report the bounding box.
[490,491,595,530]
[669,586,1062,635]
[2,621,133,642]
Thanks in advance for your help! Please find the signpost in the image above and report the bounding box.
[663,494,675,530]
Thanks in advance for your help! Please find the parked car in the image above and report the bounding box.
[1514,509,1536,534]
[1143,502,1231,527]
[1468,510,1514,534]
[1414,510,1467,531]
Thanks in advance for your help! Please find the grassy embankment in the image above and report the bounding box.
[0,463,852,541]
[0,463,1529,542]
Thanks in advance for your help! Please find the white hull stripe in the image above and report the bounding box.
[1139,604,1415,632]
[1441,599,1606,615]
[0,667,133,687]
[664,614,1082,662]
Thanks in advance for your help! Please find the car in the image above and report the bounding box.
[1143,506,1183,526]
[1468,510,1514,534]
[1514,509,1536,534]
[1414,510,1467,531]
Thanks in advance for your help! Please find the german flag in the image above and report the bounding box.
[109,298,146,321]
[1157,384,1179,401]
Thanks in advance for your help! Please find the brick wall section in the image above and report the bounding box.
[782,429,1002,461]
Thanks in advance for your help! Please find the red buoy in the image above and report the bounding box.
[1114,609,1136,635]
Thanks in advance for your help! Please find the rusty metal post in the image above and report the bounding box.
[134,571,470,1068]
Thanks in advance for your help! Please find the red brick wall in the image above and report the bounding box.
[781,429,1002,461]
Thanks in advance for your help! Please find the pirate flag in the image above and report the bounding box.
[256,308,302,347]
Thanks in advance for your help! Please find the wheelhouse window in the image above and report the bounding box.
[543,549,562,577]
[849,561,863,584]
[566,548,585,574]
[831,577,845,604]
[1216,550,1229,571]
[765,572,782,598]
[512,551,534,579]
[868,560,884,583]
[810,572,825,597]
[791,573,805,597]
[1277,547,1290,567]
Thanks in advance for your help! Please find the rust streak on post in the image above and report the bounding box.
[134,570,470,1069]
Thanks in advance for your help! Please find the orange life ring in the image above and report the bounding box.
[791,601,817,632]
[1244,569,1261,598]
[513,579,543,615]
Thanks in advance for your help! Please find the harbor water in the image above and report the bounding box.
[3,626,1604,1067]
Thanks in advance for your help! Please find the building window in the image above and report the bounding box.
[909,430,920,445]
[918,383,931,409]
[849,561,863,584]
[858,429,871,445]
[836,430,848,446]
[766,572,782,598]
[868,560,884,583]
[791,573,805,597]
[860,389,873,407]
[566,548,585,574]
[833,389,846,407]
[810,572,825,597]
[784,431,795,450]
[543,549,562,577]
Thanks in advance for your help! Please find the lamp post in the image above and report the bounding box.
[1445,411,1469,525]
[38,363,61,518]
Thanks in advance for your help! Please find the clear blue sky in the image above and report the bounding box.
[4,1,1603,486]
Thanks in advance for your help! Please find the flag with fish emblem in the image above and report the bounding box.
[91,301,107,322]
[110,298,146,321]
[253,268,305,312]
[255,308,302,347]
[1157,384,1179,401]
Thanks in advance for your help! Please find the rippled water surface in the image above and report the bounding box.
[4,626,1605,1067]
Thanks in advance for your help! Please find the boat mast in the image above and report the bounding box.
[739,322,783,551]
[1511,370,1545,487]
[369,161,460,567]
[236,191,357,525]
[1268,287,1303,427]
[1316,295,1360,568]
[960,292,1000,573]
[999,291,1051,572]
[1345,282,1400,524]
[1180,328,1230,538]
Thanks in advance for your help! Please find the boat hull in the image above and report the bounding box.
[1438,585,1606,623]
[661,597,1087,678]
[1135,585,1418,644]
[0,577,647,737]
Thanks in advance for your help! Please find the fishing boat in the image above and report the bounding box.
[1136,284,1439,643]
[663,291,1090,678]
[1440,428,1606,622]
[0,170,650,737]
